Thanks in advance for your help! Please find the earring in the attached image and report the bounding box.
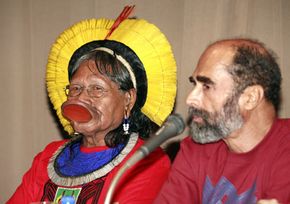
[73,132,80,136]
[123,108,130,135]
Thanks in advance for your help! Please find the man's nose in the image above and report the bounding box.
[186,86,202,108]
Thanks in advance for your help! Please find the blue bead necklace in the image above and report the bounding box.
[55,141,125,177]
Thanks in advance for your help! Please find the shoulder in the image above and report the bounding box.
[135,138,171,168]
[271,118,290,151]
[269,118,290,146]
[255,118,290,175]
[180,136,225,156]
[117,137,171,182]
[34,139,68,164]
[18,139,68,182]
[276,118,290,134]
[42,139,68,154]
[278,118,290,142]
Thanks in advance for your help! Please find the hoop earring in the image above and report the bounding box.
[123,108,130,135]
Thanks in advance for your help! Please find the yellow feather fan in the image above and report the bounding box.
[46,18,177,134]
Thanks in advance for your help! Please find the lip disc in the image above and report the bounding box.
[62,104,92,123]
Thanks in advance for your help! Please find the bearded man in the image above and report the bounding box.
[154,38,290,204]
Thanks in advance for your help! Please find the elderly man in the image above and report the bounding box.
[155,39,290,204]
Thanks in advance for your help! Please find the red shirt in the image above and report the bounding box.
[7,138,170,204]
[154,118,290,203]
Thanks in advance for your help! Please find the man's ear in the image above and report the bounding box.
[124,88,137,112]
[238,85,264,110]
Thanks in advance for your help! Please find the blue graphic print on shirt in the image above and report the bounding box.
[203,176,257,204]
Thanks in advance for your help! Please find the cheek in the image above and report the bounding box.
[98,97,125,123]
[199,96,216,113]
[104,103,124,121]
[206,90,232,112]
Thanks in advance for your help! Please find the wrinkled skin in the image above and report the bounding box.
[63,59,136,147]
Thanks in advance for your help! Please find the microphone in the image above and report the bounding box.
[104,114,185,204]
[119,113,185,168]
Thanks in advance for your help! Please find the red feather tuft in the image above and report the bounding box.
[105,5,135,39]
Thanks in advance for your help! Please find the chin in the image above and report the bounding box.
[190,133,223,144]
[72,122,97,134]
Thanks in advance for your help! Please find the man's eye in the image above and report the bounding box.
[203,84,210,90]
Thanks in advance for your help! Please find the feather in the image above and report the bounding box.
[105,5,135,39]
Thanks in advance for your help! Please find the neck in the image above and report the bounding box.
[223,103,276,153]
[82,134,106,147]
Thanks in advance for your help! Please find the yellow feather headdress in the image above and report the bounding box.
[46,8,177,134]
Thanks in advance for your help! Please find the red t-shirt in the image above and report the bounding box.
[154,118,290,203]
[7,138,170,204]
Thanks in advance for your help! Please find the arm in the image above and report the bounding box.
[6,152,44,204]
[6,140,64,204]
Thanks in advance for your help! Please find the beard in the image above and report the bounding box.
[188,92,244,144]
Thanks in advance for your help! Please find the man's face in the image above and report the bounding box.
[188,91,243,143]
[186,44,243,143]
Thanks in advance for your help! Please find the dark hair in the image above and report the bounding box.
[68,40,157,147]
[227,39,282,111]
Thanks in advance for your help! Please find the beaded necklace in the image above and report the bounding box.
[55,141,125,177]
[48,133,138,186]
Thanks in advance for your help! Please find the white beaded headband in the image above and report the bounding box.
[94,47,137,89]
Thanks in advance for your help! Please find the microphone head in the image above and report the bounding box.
[141,113,185,156]
[164,113,185,135]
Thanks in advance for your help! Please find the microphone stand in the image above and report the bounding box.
[104,149,145,204]
[104,114,185,204]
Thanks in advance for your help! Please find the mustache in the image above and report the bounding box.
[187,107,210,124]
